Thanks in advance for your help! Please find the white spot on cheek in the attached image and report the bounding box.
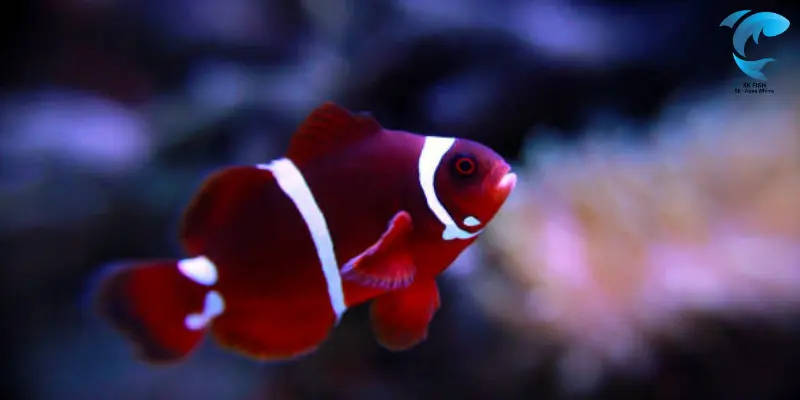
[463,216,481,227]
[178,256,218,286]
[185,290,225,331]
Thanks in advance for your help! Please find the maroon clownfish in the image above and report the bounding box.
[95,102,517,363]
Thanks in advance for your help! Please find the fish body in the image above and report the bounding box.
[96,103,516,363]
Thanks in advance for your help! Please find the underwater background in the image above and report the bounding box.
[3,0,800,399]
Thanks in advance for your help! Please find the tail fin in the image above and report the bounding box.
[95,260,215,364]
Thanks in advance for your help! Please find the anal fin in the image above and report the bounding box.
[370,279,441,351]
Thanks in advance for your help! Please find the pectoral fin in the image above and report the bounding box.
[370,279,441,351]
[341,211,416,290]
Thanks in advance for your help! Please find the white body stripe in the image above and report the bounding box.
[257,159,347,322]
[418,136,482,240]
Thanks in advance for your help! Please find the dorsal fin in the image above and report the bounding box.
[286,102,383,165]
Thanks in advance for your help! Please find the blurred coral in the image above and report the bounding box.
[472,70,800,392]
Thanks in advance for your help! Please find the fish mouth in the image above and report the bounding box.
[493,172,517,207]
[493,163,516,201]
[497,171,517,192]
[477,163,516,214]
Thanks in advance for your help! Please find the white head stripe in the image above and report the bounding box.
[178,256,218,286]
[418,136,482,240]
[184,290,225,331]
[257,159,347,322]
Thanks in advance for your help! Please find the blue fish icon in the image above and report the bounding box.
[720,11,791,81]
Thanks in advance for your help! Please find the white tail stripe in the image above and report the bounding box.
[178,256,218,286]
[418,136,483,240]
[185,290,225,331]
[257,159,347,322]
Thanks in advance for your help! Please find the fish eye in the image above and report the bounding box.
[452,154,478,177]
